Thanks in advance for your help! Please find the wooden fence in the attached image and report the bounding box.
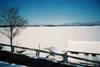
[0,43,100,65]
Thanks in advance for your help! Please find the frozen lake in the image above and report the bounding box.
[0,26,100,49]
[0,26,100,62]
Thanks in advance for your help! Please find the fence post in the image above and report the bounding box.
[36,45,40,58]
[36,50,40,58]
[0,45,3,50]
[62,51,68,63]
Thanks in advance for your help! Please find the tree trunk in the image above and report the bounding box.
[10,27,14,53]
[10,37,14,52]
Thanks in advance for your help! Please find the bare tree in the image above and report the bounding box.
[0,7,28,52]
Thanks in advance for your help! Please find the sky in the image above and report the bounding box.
[0,0,100,24]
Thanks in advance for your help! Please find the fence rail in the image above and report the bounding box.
[67,51,100,55]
